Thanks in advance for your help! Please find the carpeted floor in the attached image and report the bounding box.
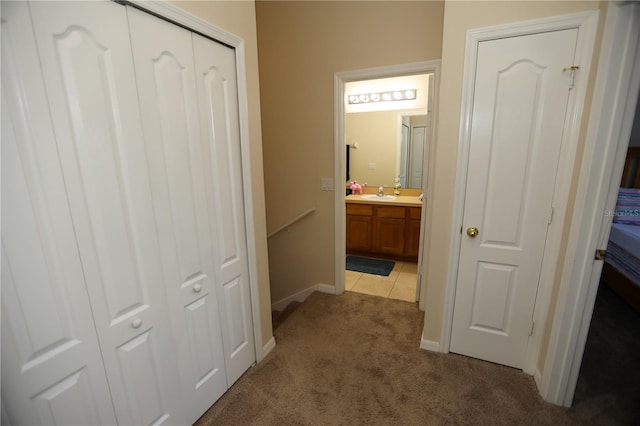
[194,289,640,425]
[571,283,640,424]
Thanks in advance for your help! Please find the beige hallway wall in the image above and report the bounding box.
[256,1,445,303]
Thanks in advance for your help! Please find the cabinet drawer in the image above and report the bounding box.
[377,206,406,219]
[408,207,422,220]
[347,204,373,216]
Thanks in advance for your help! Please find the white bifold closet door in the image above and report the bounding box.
[126,7,256,422]
[1,3,117,424]
[128,8,255,421]
[126,0,256,396]
[192,21,257,388]
[2,1,255,425]
[27,2,186,424]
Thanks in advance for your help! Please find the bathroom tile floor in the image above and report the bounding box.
[345,261,418,302]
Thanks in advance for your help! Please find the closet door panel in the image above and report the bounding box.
[0,3,116,424]
[28,2,184,424]
[193,34,256,385]
[127,7,228,421]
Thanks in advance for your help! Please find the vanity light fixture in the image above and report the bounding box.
[348,89,417,104]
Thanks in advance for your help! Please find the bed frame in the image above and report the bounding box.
[620,146,640,188]
[602,146,640,312]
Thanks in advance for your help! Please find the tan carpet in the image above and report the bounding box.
[195,291,618,425]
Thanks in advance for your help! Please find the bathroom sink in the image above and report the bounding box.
[361,194,397,201]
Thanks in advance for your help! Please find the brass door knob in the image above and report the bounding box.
[466,227,479,238]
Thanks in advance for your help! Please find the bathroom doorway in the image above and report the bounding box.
[334,61,440,310]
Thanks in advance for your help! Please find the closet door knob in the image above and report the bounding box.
[130,318,142,329]
[193,283,202,293]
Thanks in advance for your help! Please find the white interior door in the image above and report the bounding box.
[193,33,257,385]
[1,3,116,424]
[127,7,229,422]
[28,2,185,424]
[399,123,409,187]
[451,29,578,368]
[409,126,427,188]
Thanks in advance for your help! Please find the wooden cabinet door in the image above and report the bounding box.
[374,207,406,256]
[405,208,422,258]
[346,204,373,252]
[405,220,422,258]
[347,215,373,251]
[375,217,406,255]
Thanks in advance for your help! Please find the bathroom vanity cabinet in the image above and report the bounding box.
[346,204,374,252]
[346,203,421,261]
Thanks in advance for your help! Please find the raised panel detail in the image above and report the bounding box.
[203,68,242,267]
[482,60,544,247]
[469,262,516,335]
[346,215,372,252]
[54,27,146,323]
[33,369,100,426]
[185,296,224,389]
[222,277,249,357]
[2,129,72,362]
[116,331,169,425]
[153,52,204,282]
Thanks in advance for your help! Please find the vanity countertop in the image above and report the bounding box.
[345,194,423,207]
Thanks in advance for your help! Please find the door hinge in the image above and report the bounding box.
[528,321,535,337]
[548,206,554,225]
[563,65,580,90]
[595,249,607,261]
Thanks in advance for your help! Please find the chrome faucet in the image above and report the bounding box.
[377,186,384,197]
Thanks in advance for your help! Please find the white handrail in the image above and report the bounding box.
[267,207,316,239]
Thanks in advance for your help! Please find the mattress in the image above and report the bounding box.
[606,223,640,287]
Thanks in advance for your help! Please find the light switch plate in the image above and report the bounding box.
[321,178,334,191]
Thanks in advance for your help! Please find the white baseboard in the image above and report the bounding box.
[420,335,441,352]
[534,368,543,391]
[262,336,276,359]
[271,283,336,312]
[315,283,337,295]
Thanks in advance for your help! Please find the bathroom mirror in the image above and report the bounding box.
[346,111,428,189]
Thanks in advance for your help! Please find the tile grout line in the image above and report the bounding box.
[345,261,418,301]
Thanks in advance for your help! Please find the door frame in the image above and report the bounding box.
[540,2,640,406]
[334,60,440,310]
[441,11,598,376]
[128,0,267,361]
